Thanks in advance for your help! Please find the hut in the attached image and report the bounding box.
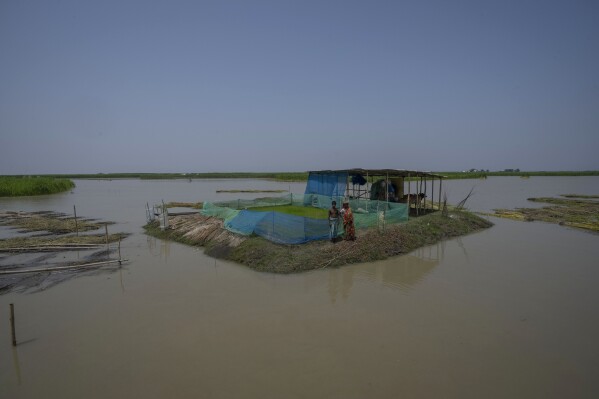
[200,168,445,244]
[305,169,445,216]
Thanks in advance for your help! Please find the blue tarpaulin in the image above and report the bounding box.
[304,171,348,197]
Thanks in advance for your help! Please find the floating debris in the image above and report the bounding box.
[485,195,599,233]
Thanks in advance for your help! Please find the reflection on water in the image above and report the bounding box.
[327,267,355,304]
[11,347,22,386]
[146,235,171,263]
[327,242,444,303]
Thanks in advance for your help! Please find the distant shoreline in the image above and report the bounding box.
[2,171,598,182]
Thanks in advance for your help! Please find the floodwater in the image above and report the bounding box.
[1,177,598,399]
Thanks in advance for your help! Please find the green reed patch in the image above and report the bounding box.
[0,177,75,197]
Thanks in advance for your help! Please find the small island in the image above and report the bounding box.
[144,169,494,272]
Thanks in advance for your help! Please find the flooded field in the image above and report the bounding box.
[1,177,599,398]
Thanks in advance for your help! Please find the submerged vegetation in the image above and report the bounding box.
[0,210,127,249]
[0,210,128,294]
[488,195,599,232]
[0,233,126,251]
[144,210,492,273]
[0,177,75,197]
[0,210,108,234]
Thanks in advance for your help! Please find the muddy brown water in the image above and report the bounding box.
[1,177,599,398]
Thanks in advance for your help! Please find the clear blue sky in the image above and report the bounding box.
[1,0,598,174]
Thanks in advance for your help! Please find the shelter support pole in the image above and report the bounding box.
[423,177,427,213]
[439,179,443,211]
[386,172,389,202]
[407,174,411,212]
[432,178,435,211]
[415,178,422,216]
[346,174,350,200]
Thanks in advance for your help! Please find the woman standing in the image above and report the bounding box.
[342,200,355,241]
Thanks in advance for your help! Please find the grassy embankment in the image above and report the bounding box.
[5,170,598,183]
[144,209,492,273]
[488,195,599,232]
[0,177,75,197]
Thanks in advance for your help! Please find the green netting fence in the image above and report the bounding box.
[201,194,408,244]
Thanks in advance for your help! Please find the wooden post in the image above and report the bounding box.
[414,176,422,216]
[407,174,411,213]
[346,173,350,200]
[366,171,369,212]
[10,303,17,346]
[431,178,435,211]
[73,205,79,236]
[385,172,389,202]
[423,178,427,211]
[105,224,109,260]
[439,178,443,211]
[118,237,122,265]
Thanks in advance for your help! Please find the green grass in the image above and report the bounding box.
[249,205,329,219]
[0,177,75,197]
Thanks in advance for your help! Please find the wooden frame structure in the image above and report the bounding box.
[307,169,446,215]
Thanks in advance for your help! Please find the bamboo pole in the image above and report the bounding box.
[105,224,109,260]
[423,177,426,209]
[0,245,104,253]
[432,178,435,211]
[385,172,389,202]
[73,205,78,237]
[407,174,411,213]
[10,303,17,346]
[366,171,369,212]
[414,176,422,216]
[0,259,129,275]
[439,178,443,211]
[346,173,350,200]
